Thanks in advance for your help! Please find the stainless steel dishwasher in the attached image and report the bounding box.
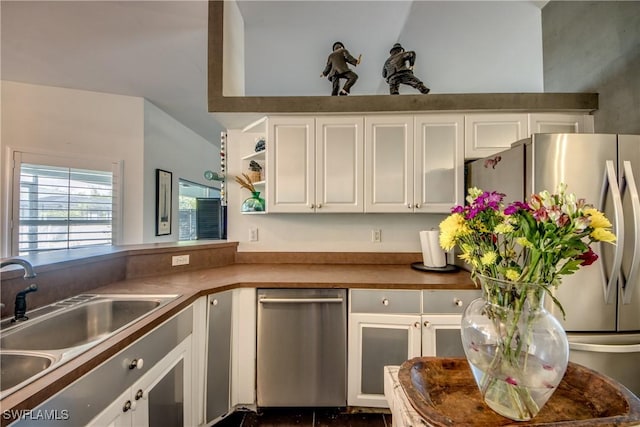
[257,288,347,407]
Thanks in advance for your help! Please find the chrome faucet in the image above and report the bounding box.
[1,258,38,322]
[1,258,37,279]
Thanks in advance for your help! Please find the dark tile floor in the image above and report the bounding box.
[216,408,392,427]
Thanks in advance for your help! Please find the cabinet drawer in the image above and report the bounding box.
[350,289,421,314]
[422,290,482,314]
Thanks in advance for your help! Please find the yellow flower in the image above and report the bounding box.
[494,222,514,234]
[458,252,472,263]
[481,251,497,266]
[505,269,520,281]
[584,208,612,229]
[591,228,616,243]
[516,237,533,248]
[439,214,469,250]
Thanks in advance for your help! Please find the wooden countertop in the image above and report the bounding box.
[0,262,474,422]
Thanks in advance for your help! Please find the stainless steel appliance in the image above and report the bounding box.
[467,133,640,395]
[257,288,347,406]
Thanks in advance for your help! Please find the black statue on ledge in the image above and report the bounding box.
[321,41,362,96]
[382,43,430,95]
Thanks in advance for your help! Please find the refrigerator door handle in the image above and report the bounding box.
[602,160,624,304]
[621,160,640,304]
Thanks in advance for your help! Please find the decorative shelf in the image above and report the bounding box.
[241,151,265,161]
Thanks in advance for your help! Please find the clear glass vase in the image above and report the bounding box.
[461,274,569,421]
[241,191,265,212]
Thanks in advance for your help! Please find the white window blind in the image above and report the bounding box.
[18,163,114,255]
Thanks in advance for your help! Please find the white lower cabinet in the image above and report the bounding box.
[89,336,192,427]
[348,312,422,407]
[15,306,194,427]
[348,288,482,408]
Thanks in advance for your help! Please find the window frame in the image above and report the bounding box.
[8,150,123,256]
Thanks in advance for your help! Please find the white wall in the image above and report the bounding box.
[226,129,445,253]
[0,82,219,256]
[143,101,220,242]
[242,1,543,96]
[223,0,246,96]
[1,81,145,255]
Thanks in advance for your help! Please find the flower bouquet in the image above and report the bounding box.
[439,184,616,420]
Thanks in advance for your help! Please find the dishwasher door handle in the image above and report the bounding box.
[258,297,344,304]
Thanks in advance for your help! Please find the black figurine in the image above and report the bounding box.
[321,41,361,96]
[382,43,430,95]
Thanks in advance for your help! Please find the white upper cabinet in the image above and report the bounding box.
[528,113,595,134]
[315,116,364,212]
[266,117,315,212]
[364,116,414,213]
[414,115,465,213]
[364,115,463,213]
[465,113,594,159]
[464,113,529,159]
[266,116,364,213]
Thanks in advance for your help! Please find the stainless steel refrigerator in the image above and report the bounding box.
[467,133,640,395]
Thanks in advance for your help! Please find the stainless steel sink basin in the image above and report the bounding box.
[0,351,56,392]
[1,298,166,351]
[0,294,178,397]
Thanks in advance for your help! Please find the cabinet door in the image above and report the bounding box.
[315,116,364,212]
[365,116,414,212]
[206,291,232,424]
[421,314,465,357]
[528,113,594,134]
[348,313,421,407]
[465,113,528,159]
[267,117,314,212]
[132,337,192,427]
[414,115,464,212]
[87,388,132,427]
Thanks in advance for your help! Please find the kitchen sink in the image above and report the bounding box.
[2,298,168,351]
[0,351,56,392]
[0,294,178,397]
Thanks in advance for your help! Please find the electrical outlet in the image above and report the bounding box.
[372,229,381,243]
[172,255,190,266]
[249,227,259,242]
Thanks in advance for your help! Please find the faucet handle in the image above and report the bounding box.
[23,283,38,293]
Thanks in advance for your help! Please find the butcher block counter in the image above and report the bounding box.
[0,242,475,423]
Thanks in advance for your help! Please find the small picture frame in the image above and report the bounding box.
[156,169,172,236]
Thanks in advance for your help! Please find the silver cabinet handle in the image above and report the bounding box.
[415,203,421,209]
[622,160,639,304]
[603,160,623,304]
[310,204,315,209]
[423,320,431,328]
[454,298,463,307]
[135,389,147,401]
[317,203,322,209]
[381,298,389,306]
[407,203,412,209]
[414,322,420,328]
[259,297,343,304]
[123,400,136,412]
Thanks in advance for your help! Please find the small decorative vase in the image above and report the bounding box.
[461,274,569,421]
[241,191,265,212]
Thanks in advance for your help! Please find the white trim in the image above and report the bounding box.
[7,148,123,255]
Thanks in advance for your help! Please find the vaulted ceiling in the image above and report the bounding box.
[1,1,548,143]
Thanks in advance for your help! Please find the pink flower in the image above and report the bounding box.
[506,377,518,386]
